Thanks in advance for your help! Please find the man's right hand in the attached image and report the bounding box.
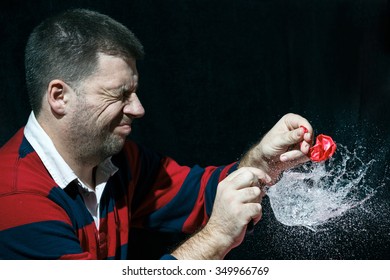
[171,167,270,259]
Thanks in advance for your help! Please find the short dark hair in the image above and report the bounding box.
[25,8,144,115]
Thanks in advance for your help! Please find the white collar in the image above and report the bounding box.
[24,112,118,189]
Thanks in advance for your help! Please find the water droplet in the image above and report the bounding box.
[267,144,377,231]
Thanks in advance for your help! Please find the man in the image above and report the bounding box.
[0,9,313,259]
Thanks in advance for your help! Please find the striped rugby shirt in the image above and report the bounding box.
[0,113,237,259]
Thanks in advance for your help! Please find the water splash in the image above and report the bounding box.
[267,144,377,231]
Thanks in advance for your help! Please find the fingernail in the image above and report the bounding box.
[300,125,308,133]
[281,155,288,162]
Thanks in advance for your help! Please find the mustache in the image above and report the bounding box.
[108,116,133,131]
[116,115,132,126]
[118,120,132,126]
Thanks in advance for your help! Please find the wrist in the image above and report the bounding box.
[202,220,236,256]
[239,144,269,172]
[239,144,281,184]
[171,223,233,260]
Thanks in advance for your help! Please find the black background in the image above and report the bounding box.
[1,0,389,259]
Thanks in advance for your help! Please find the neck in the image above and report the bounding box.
[58,145,98,190]
[68,158,97,190]
[38,115,99,190]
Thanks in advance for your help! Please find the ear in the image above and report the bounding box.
[47,79,71,116]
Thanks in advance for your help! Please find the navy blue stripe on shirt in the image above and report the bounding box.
[0,220,83,260]
[147,165,204,232]
[18,136,34,158]
[160,254,177,260]
[100,150,133,220]
[204,166,225,217]
[204,163,238,216]
[99,176,126,220]
[50,184,94,230]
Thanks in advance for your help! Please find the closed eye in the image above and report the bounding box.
[102,85,136,102]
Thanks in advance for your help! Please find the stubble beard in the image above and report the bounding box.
[68,107,125,166]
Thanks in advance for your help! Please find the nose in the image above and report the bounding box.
[123,93,145,118]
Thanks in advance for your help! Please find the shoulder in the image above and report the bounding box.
[0,128,57,197]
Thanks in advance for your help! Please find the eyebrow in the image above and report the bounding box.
[102,84,138,97]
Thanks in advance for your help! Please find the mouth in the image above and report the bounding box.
[115,122,132,136]
[119,122,131,127]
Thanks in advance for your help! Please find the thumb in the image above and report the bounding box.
[280,127,305,147]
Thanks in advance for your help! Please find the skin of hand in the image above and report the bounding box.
[171,167,270,260]
[171,113,311,259]
[239,113,313,184]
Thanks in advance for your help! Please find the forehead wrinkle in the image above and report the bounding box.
[101,84,128,97]
[101,87,118,97]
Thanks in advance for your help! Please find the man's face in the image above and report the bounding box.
[68,53,145,163]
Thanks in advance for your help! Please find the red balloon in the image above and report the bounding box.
[300,126,337,162]
[308,134,337,162]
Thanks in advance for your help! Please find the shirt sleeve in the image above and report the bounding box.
[125,141,238,234]
[0,192,93,260]
[159,254,177,260]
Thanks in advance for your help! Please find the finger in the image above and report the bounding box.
[284,113,313,134]
[280,149,310,164]
[299,125,313,146]
[300,140,311,154]
[304,131,313,144]
[284,115,314,144]
[227,166,269,180]
[225,166,252,181]
[237,186,263,204]
[246,203,263,235]
[246,203,262,225]
[226,167,271,188]
[224,169,258,191]
[272,127,306,151]
[253,210,263,225]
